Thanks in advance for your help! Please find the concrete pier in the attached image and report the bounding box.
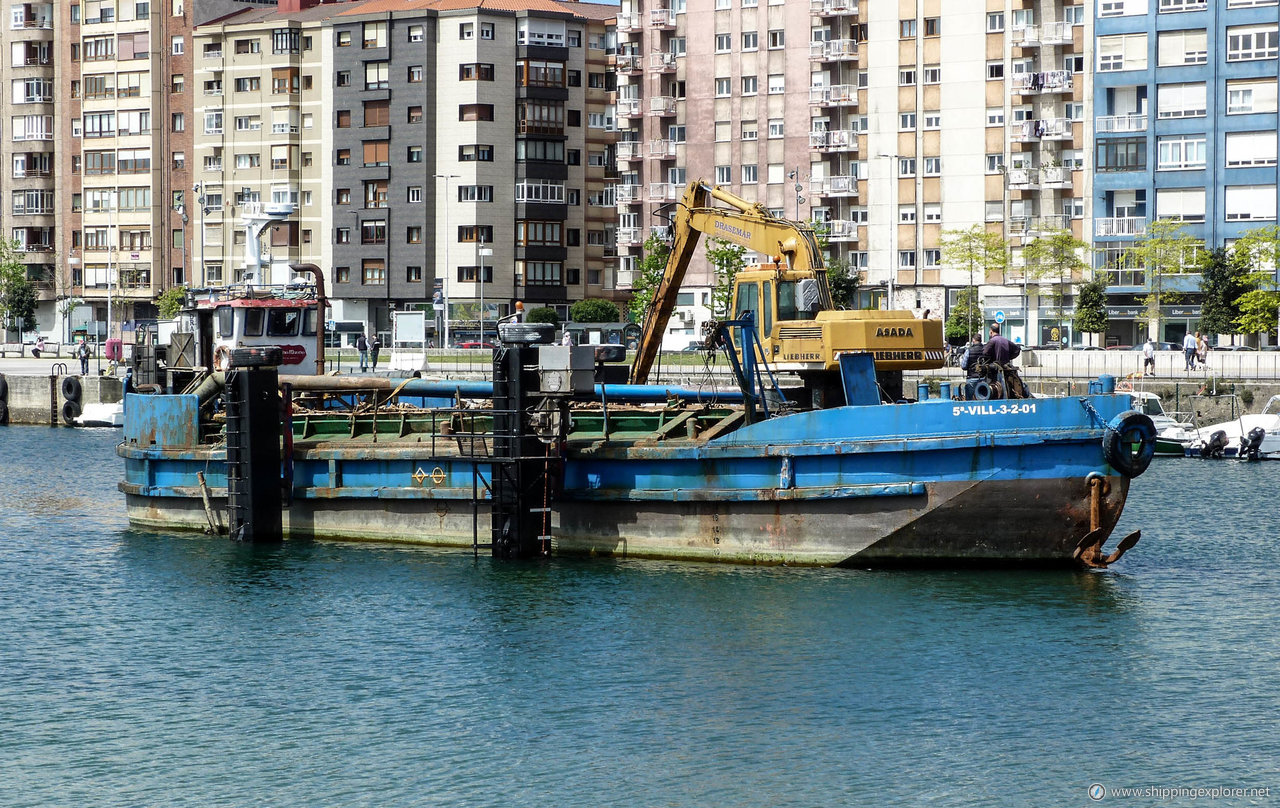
[0,372,123,426]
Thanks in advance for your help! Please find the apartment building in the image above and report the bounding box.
[1093,0,1280,346]
[2,1,56,327]
[614,0,1090,347]
[189,0,617,341]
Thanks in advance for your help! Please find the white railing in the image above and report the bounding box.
[616,98,642,117]
[648,96,677,116]
[648,52,676,71]
[617,54,642,71]
[616,227,642,246]
[648,8,675,27]
[809,129,858,151]
[1041,165,1072,188]
[808,85,858,106]
[826,220,859,242]
[647,139,676,158]
[616,12,641,31]
[1011,25,1040,47]
[1041,21,1072,44]
[616,184,642,204]
[1096,217,1147,237]
[1096,113,1147,133]
[617,142,642,160]
[810,176,859,197]
[809,39,857,60]
[810,0,857,15]
[1013,70,1073,94]
[647,182,680,201]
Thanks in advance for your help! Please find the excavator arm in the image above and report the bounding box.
[630,180,830,384]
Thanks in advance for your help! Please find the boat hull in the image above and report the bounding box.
[123,473,1127,566]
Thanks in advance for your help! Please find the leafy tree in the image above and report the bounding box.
[1125,218,1204,337]
[627,232,671,323]
[1073,276,1109,339]
[826,255,861,309]
[0,238,35,337]
[569,297,621,324]
[1197,248,1248,340]
[706,237,747,318]
[157,286,188,319]
[525,306,560,327]
[945,286,983,344]
[942,225,1007,337]
[1228,225,1280,341]
[1022,229,1090,339]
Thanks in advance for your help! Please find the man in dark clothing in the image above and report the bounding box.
[982,322,1021,365]
[959,335,984,377]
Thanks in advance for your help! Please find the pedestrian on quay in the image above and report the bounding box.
[76,338,90,375]
[32,336,45,359]
[1183,331,1198,371]
[1143,337,1156,376]
[369,334,381,371]
[1197,332,1209,369]
[356,332,369,372]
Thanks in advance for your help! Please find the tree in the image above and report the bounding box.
[706,237,747,318]
[569,297,621,323]
[1022,229,1090,342]
[1227,225,1280,341]
[1197,248,1248,340]
[0,238,35,337]
[941,225,1007,337]
[1125,218,1204,338]
[157,286,188,319]
[826,255,861,309]
[1073,277,1109,340]
[945,287,983,343]
[525,306,560,327]
[627,232,671,323]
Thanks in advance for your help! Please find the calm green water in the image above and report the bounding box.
[1,426,1277,806]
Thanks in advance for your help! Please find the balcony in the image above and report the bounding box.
[648,8,675,28]
[12,16,52,29]
[1158,0,1207,11]
[1040,21,1073,45]
[616,184,642,204]
[271,123,299,134]
[617,12,641,32]
[809,39,857,61]
[648,96,677,116]
[826,220,859,243]
[1010,214,1070,235]
[809,129,858,153]
[617,98,642,118]
[647,182,680,201]
[617,54,642,73]
[617,227,642,246]
[1096,113,1147,134]
[1041,165,1072,189]
[808,84,858,107]
[1007,168,1038,190]
[810,0,857,16]
[617,142,642,160]
[650,225,672,241]
[647,139,677,158]
[809,175,859,198]
[1012,71,1073,95]
[1011,25,1041,47]
[1096,217,1147,237]
[648,52,676,72]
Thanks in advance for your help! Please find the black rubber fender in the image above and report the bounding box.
[0,399,8,424]
[61,375,82,402]
[0,371,7,400]
[1103,410,1156,478]
[496,322,555,345]
[61,399,82,424]
[230,345,283,368]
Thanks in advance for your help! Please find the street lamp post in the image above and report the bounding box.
[877,154,900,310]
[479,240,492,346]
[434,173,459,347]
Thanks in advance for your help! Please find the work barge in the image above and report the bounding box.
[118,320,1154,568]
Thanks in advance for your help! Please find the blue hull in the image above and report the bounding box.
[118,388,1139,565]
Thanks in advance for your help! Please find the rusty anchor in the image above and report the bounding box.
[1073,475,1140,569]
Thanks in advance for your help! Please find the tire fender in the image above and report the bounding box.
[61,399,82,424]
[1103,410,1156,478]
[61,375,82,402]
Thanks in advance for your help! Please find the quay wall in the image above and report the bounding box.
[0,373,123,426]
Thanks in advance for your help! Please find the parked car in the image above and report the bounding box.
[1105,344,1133,351]
[456,341,496,349]
[1131,342,1180,351]
[680,341,707,352]
[1213,344,1256,351]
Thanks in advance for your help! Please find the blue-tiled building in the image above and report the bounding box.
[1093,0,1279,345]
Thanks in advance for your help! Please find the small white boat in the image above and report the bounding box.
[76,401,124,428]
[1130,392,1196,456]
[1186,395,1280,460]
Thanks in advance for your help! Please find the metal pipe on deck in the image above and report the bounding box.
[278,375,745,404]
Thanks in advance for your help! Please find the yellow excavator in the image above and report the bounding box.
[629,180,945,403]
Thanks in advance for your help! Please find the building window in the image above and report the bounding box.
[408,106,423,123]
[172,36,183,54]
[924,157,941,175]
[1157,30,1208,66]
[899,68,916,86]
[900,19,917,38]
[457,144,491,162]
[406,266,422,283]
[361,259,385,284]
[459,103,495,121]
[407,226,422,243]
[768,29,784,49]
[898,157,916,177]
[742,31,757,51]
[715,33,730,52]
[924,17,940,37]
[742,76,758,95]
[742,164,758,184]
[716,165,731,184]
[899,113,916,130]
[1157,135,1207,170]
[408,186,422,203]
[923,65,941,84]
[408,65,423,83]
[715,77,730,97]
[1158,82,1208,118]
[336,266,350,283]
[460,63,496,81]
[1228,25,1279,61]
[924,113,941,129]
[986,61,1004,80]
[768,74,784,94]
